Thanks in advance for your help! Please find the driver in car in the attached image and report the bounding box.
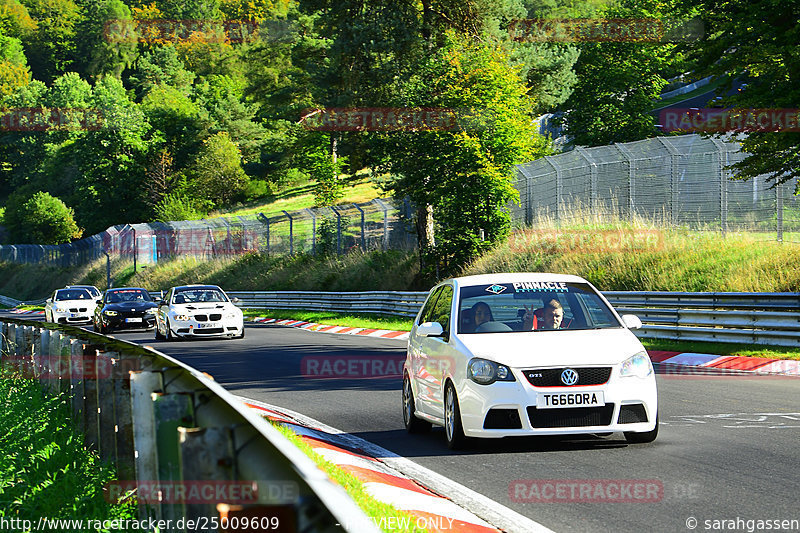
[522,298,564,330]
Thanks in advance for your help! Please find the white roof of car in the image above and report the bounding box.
[447,272,590,286]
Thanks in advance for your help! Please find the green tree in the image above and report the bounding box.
[561,0,690,146]
[128,45,196,98]
[693,0,800,190]
[0,0,36,38]
[74,0,138,79]
[192,131,249,207]
[4,191,82,244]
[18,0,81,82]
[382,35,550,276]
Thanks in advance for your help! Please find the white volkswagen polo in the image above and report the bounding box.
[403,273,658,449]
[154,285,244,340]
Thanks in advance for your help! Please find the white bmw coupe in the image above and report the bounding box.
[403,273,658,449]
[154,285,244,340]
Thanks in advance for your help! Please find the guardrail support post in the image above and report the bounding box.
[83,344,101,451]
[114,355,143,482]
[131,370,164,522]
[153,391,195,528]
[179,426,236,527]
[70,339,85,424]
[46,330,61,393]
[97,350,118,464]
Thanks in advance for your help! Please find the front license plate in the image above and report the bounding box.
[125,317,142,323]
[536,391,605,409]
[197,322,219,329]
[70,313,80,318]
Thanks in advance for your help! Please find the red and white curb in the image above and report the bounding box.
[240,397,553,533]
[649,350,800,376]
[10,309,44,316]
[250,317,409,340]
[251,316,800,377]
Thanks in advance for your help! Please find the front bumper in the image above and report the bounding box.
[104,313,156,330]
[53,310,93,324]
[170,317,243,338]
[456,368,658,438]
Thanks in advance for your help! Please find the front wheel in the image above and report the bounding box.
[154,320,165,340]
[403,374,431,433]
[624,412,659,444]
[444,383,468,450]
[165,318,176,341]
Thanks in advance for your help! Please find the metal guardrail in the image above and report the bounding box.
[0,317,378,533]
[228,290,800,347]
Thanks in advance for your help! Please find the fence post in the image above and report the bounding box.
[282,210,294,256]
[305,208,317,255]
[657,137,680,226]
[179,426,236,526]
[615,143,636,220]
[374,199,390,251]
[544,156,562,225]
[353,203,366,251]
[576,147,598,215]
[331,206,342,255]
[777,181,784,242]
[710,138,729,236]
[257,213,271,256]
[130,370,164,522]
[153,391,195,527]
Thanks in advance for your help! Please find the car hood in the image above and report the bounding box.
[53,299,96,306]
[457,328,645,368]
[174,303,235,311]
[105,301,156,311]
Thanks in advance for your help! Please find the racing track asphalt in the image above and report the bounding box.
[10,316,800,533]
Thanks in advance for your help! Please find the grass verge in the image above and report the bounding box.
[245,309,414,332]
[269,422,427,533]
[0,370,136,528]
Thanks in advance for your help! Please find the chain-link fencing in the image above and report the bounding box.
[0,198,417,266]
[512,134,800,241]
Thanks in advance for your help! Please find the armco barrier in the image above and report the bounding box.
[228,290,800,347]
[0,317,378,533]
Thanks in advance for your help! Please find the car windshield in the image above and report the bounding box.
[56,289,92,301]
[106,289,152,303]
[173,289,227,304]
[458,281,621,334]
[69,286,100,298]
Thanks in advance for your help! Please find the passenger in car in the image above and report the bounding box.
[473,302,493,326]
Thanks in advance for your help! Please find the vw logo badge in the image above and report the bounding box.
[560,368,579,386]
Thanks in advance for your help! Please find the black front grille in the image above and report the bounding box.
[618,404,648,424]
[69,308,88,312]
[483,409,522,429]
[193,328,224,334]
[210,313,222,321]
[524,367,612,387]
[527,404,615,428]
[195,314,208,322]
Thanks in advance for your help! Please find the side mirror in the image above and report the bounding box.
[416,321,445,337]
[232,297,241,304]
[46,298,52,304]
[621,314,642,329]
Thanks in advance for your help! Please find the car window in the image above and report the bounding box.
[429,285,454,334]
[107,289,151,303]
[458,281,621,333]
[174,288,227,304]
[418,286,444,325]
[56,289,91,301]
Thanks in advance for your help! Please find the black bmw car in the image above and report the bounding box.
[93,287,158,333]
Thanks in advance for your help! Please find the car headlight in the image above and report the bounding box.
[104,310,118,316]
[467,358,516,385]
[620,351,653,378]
[54,306,67,313]
[224,310,240,319]
[173,314,190,321]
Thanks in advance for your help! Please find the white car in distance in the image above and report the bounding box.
[403,273,658,449]
[44,288,97,325]
[155,285,244,340]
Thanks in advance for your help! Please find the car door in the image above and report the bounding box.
[416,284,455,417]
[409,286,443,415]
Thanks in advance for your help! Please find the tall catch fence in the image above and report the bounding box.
[0,198,416,267]
[512,134,800,241]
